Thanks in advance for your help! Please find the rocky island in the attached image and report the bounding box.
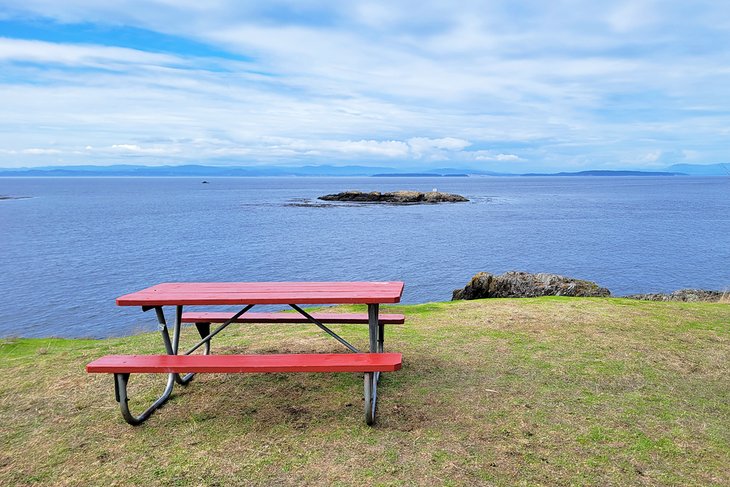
[318,190,468,204]
[0,195,31,200]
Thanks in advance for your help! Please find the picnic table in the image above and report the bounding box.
[87,281,405,425]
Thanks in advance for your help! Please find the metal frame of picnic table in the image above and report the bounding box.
[115,301,388,425]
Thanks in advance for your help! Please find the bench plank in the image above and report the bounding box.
[87,353,402,374]
[181,312,405,325]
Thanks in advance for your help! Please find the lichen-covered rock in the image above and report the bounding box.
[452,271,611,300]
[624,289,725,302]
[318,190,468,204]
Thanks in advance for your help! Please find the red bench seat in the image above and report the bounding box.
[87,353,403,374]
[181,311,404,325]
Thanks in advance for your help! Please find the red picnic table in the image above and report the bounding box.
[87,281,405,425]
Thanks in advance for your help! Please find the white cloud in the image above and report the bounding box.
[407,137,470,154]
[641,150,662,163]
[0,37,179,67]
[21,148,62,154]
[494,154,521,161]
[606,1,659,33]
[1,1,730,170]
[110,144,176,154]
[274,138,411,158]
[472,151,522,162]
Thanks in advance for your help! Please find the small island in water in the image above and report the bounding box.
[0,195,31,200]
[319,190,469,204]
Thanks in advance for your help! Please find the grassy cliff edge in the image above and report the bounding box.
[1,297,729,486]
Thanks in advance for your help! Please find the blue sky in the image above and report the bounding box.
[0,1,729,171]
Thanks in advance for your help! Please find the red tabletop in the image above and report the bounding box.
[116,281,405,306]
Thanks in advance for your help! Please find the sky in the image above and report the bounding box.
[0,1,729,171]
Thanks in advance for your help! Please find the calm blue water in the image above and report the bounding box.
[1,176,728,338]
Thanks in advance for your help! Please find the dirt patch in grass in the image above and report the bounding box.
[1,298,729,486]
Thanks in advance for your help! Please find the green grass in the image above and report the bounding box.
[1,297,729,486]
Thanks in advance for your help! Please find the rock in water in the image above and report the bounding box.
[318,190,468,204]
[0,195,31,200]
[452,271,611,300]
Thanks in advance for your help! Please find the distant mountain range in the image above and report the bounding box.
[0,164,514,177]
[521,170,683,177]
[0,163,727,177]
[665,163,730,176]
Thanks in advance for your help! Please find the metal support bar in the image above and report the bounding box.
[289,304,360,353]
[114,372,175,426]
[154,307,175,355]
[367,304,379,353]
[368,303,382,384]
[179,321,213,384]
[184,304,255,355]
[376,323,385,384]
[172,305,183,354]
[364,372,377,425]
[171,305,194,385]
[170,305,201,386]
[153,305,192,386]
[152,306,190,386]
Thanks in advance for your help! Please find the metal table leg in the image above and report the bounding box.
[364,371,376,425]
[365,303,380,425]
[152,306,187,385]
[113,303,254,425]
[114,372,175,426]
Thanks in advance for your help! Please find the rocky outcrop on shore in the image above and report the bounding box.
[452,271,611,300]
[625,289,726,302]
[318,190,468,204]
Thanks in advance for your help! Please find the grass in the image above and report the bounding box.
[1,297,729,486]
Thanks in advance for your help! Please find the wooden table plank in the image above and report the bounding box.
[87,353,403,373]
[116,282,405,306]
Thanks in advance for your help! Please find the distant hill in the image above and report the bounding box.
[1,164,725,177]
[426,167,514,176]
[522,170,684,177]
[372,173,469,177]
[0,164,511,177]
[665,163,730,176]
[0,164,400,177]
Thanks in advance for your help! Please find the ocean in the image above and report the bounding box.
[1,176,728,338]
